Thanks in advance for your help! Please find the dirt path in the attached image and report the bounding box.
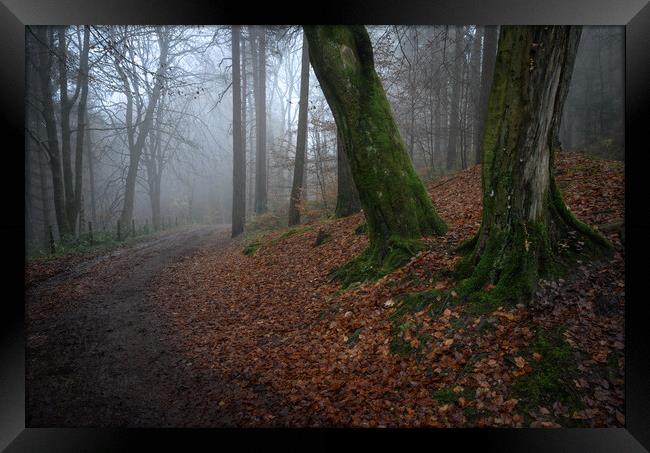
[26,224,250,427]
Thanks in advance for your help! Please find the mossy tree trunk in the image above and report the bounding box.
[304,26,447,283]
[334,129,361,218]
[458,26,612,305]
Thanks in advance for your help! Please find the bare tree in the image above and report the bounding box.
[231,25,246,236]
[288,33,309,226]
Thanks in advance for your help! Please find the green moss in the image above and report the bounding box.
[243,226,313,256]
[243,239,262,256]
[386,290,448,358]
[390,289,447,321]
[280,226,311,239]
[354,222,368,235]
[319,302,341,320]
[433,387,458,405]
[347,327,363,346]
[456,27,614,309]
[314,228,332,246]
[549,175,613,258]
[305,25,447,290]
[512,327,583,417]
[433,385,473,405]
[463,406,483,423]
[456,212,603,307]
[453,233,479,256]
[330,236,426,287]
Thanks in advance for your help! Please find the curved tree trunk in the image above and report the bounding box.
[288,34,310,226]
[458,26,612,305]
[304,26,447,284]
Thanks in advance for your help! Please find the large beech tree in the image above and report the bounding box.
[304,26,447,283]
[458,26,612,304]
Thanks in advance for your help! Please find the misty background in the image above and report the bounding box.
[24,25,624,256]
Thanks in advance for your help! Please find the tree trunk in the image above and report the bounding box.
[241,30,248,208]
[253,27,268,214]
[119,29,169,228]
[73,26,90,234]
[334,129,361,217]
[469,26,483,165]
[304,26,447,284]
[446,27,464,171]
[35,26,70,237]
[86,126,97,224]
[475,26,498,164]
[37,143,52,248]
[438,27,450,170]
[288,34,310,226]
[57,27,77,232]
[150,175,162,231]
[231,25,246,237]
[457,26,612,305]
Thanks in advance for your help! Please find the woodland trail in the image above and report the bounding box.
[24,153,626,428]
[25,224,257,427]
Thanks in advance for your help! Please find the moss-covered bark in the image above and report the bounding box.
[458,26,612,305]
[304,26,447,284]
[334,130,361,218]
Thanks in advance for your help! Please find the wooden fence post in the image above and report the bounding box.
[117,220,121,241]
[88,221,93,245]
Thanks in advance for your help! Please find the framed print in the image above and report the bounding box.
[1,0,649,450]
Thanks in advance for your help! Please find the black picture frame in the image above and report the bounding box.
[1,0,649,450]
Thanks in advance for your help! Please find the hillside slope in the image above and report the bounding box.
[152,151,624,427]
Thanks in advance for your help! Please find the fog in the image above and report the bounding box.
[25,25,624,255]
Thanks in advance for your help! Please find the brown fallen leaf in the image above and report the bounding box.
[615,410,625,425]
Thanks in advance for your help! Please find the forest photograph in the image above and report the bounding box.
[24,24,625,428]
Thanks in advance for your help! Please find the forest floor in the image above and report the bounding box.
[25,151,625,428]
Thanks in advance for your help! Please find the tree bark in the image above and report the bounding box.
[119,28,170,228]
[231,25,246,237]
[334,129,361,217]
[253,26,268,214]
[86,125,97,224]
[288,34,310,226]
[475,26,498,164]
[457,26,612,305]
[35,26,70,237]
[73,26,90,233]
[241,30,248,208]
[469,26,483,165]
[446,27,464,171]
[57,27,76,231]
[304,26,447,284]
